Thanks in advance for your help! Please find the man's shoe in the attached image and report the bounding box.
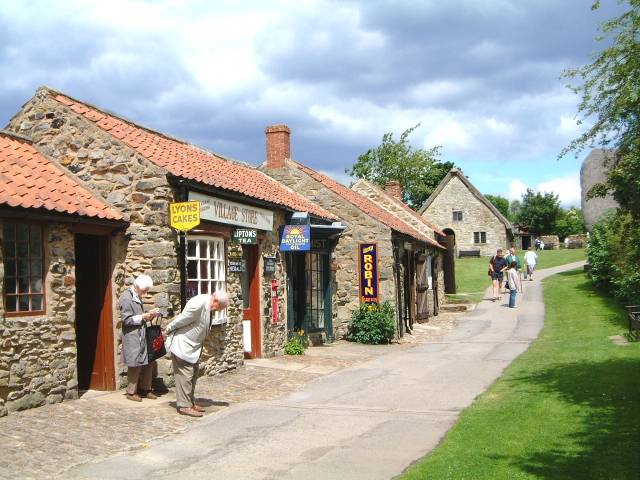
[177,407,203,418]
[126,393,142,402]
[192,404,205,412]
[141,391,158,400]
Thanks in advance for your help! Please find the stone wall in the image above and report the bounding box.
[422,175,508,256]
[566,234,588,249]
[581,149,619,231]
[262,164,398,338]
[540,235,560,250]
[0,223,78,416]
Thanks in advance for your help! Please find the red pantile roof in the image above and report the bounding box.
[290,161,437,244]
[0,131,124,221]
[50,91,336,221]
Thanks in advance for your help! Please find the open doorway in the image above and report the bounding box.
[440,228,456,294]
[241,244,261,359]
[74,234,115,391]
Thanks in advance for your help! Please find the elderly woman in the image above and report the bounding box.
[119,274,159,402]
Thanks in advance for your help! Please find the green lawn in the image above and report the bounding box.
[403,269,640,479]
[449,248,586,303]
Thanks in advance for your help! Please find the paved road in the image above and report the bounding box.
[64,261,585,480]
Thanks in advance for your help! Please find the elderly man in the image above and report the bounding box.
[165,291,230,417]
[119,274,160,402]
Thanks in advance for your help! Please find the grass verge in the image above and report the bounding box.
[403,268,640,479]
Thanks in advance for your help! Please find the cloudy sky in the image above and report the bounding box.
[0,0,625,207]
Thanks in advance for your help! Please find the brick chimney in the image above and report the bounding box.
[265,124,290,169]
[384,180,403,202]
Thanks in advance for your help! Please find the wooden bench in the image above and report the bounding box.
[458,250,481,258]
[625,305,640,339]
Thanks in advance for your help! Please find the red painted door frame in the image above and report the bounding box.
[243,245,262,358]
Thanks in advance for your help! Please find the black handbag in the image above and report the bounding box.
[146,316,167,362]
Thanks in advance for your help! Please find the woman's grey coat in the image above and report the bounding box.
[119,288,149,367]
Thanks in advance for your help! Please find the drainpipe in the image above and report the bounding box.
[177,181,188,309]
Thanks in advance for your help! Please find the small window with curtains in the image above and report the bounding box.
[186,236,226,322]
[2,223,45,315]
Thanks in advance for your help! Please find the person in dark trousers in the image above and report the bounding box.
[119,274,160,402]
[489,249,509,301]
[507,261,521,308]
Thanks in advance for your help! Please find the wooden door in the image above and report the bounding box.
[416,253,429,321]
[242,245,261,358]
[75,234,115,391]
[440,233,456,294]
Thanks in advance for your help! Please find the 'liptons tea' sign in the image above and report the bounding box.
[169,201,201,231]
[358,243,379,303]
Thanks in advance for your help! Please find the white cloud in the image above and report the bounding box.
[504,174,581,207]
[507,179,528,201]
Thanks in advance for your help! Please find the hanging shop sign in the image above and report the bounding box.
[189,192,274,231]
[279,225,311,251]
[228,249,244,273]
[169,201,201,231]
[232,228,258,244]
[263,255,277,275]
[358,242,379,304]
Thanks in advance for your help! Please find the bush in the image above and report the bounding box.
[284,330,308,355]
[587,212,640,305]
[347,301,396,344]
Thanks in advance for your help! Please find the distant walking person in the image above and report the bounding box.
[489,249,508,301]
[535,238,541,251]
[507,261,521,308]
[504,247,522,289]
[164,291,230,417]
[119,274,160,402]
[524,246,538,281]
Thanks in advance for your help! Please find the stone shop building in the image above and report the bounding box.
[419,168,513,258]
[3,87,336,413]
[0,130,126,416]
[261,125,446,339]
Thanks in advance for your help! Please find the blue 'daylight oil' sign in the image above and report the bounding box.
[279,225,311,251]
[358,243,379,303]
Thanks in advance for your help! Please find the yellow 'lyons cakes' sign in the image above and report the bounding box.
[169,201,201,231]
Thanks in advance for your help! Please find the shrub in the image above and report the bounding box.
[347,301,396,344]
[284,330,308,355]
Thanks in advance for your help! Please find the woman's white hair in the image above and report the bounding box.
[213,290,230,307]
[133,274,154,291]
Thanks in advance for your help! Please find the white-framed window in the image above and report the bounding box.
[473,232,487,244]
[186,236,226,323]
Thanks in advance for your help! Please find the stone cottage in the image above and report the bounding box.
[580,149,619,231]
[0,129,126,416]
[3,87,336,413]
[419,168,513,257]
[260,125,445,339]
[351,180,446,318]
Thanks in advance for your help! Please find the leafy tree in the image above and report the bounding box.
[555,207,587,240]
[346,124,452,209]
[517,189,562,235]
[561,1,640,218]
[509,200,522,222]
[485,194,510,219]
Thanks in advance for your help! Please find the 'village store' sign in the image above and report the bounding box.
[358,242,379,303]
[189,192,274,231]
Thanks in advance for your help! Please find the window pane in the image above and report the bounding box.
[187,240,197,257]
[200,281,210,294]
[199,260,208,279]
[31,295,43,311]
[17,242,28,257]
[5,260,16,276]
[187,260,197,279]
[18,295,29,311]
[4,241,15,258]
[30,227,41,254]
[30,260,41,276]
[199,240,208,259]
[18,277,29,294]
[30,277,43,293]
[3,223,15,239]
[186,281,198,299]
[5,295,16,312]
[16,224,29,242]
[4,277,16,294]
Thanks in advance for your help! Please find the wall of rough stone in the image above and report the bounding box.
[580,149,619,231]
[422,175,508,256]
[540,235,560,250]
[0,223,78,416]
[262,164,398,338]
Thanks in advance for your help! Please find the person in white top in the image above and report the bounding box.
[507,262,521,308]
[524,247,538,281]
[164,291,230,417]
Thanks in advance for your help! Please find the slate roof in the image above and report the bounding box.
[289,161,434,243]
[419,168,513,234]
[47,89,336,221]
[0,130,124,221]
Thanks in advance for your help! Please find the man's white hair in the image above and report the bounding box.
[133,274,154,291]
[213,290,230,307]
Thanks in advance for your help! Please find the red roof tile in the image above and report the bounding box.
[0,131,124,221]
[290,161,434,243]
[50,92,336,221]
